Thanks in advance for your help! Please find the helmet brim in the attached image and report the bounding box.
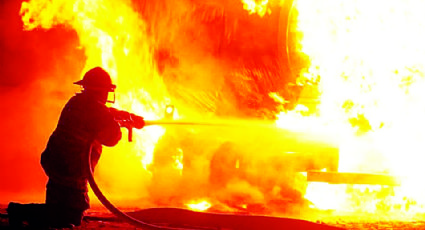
[73,80,85,85]
[73,80,116,92]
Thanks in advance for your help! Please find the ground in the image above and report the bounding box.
[2,204,425,230]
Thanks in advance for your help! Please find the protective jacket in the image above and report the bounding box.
[41,92,121,210]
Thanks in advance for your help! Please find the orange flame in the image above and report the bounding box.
[20,0,171,204]
[19,0,425,220]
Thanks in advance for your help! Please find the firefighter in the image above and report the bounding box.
[7,67,138,228]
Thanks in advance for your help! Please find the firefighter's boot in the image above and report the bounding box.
[7,202,25,228]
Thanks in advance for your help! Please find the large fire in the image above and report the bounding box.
[291,0,425,219]
[17,0,425,222]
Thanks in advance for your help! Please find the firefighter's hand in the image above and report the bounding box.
[132,115,145,129]
[109,107,131,120]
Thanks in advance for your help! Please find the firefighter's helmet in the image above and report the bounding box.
[74,67,116,92]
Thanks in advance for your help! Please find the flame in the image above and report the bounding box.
[288,0,425,218]
[172,148,184,175]
[186,200,212,212]
[20,0,170,203]
[19,0,425,220]
[241,0,271,17]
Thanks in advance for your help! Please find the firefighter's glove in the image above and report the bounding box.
[132,115,145,129]
[109,107,130,120]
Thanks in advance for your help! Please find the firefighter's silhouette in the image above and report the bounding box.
[7,67,144,228]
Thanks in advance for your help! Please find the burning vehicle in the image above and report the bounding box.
[124,0,342,214]
[147,117,340,213]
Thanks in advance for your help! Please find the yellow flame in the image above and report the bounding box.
[290,0,425,217]
[20,0,171,203]
[173,148,184,175]
[20,0,425,218]
[241,0,271,17]
[186,200,212,212]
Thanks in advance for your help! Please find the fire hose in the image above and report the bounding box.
[86,120,244,229]
[87,137,195,230]
[86,119,350,229]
